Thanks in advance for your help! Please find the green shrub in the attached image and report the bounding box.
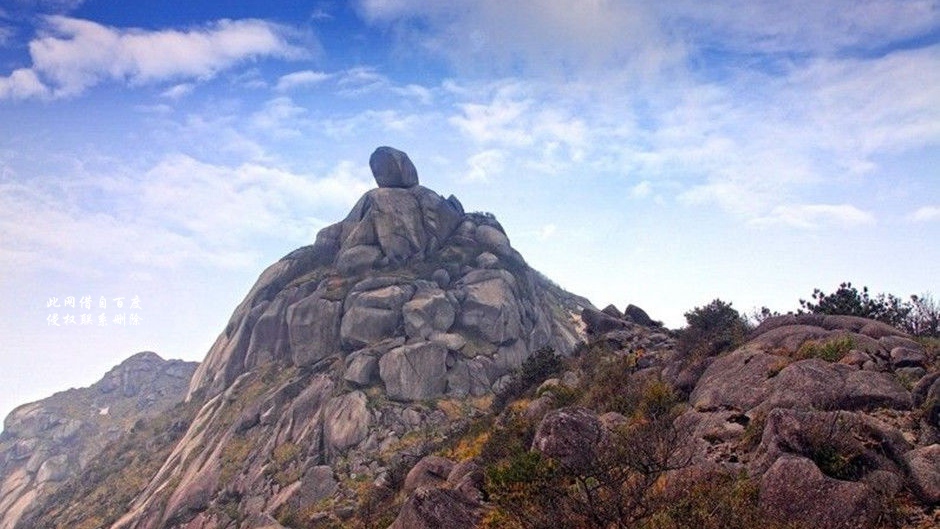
[644,471,779,529]
[492,347,563,412]
[795,336,854,362]
[677,299,749,359]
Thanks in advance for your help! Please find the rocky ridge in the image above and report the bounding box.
[473,311,939,528]
[0,352,197,529]
[49,147,593,529]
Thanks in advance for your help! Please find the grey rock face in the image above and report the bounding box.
[403,455,455,494]
[379,342,448,401]
[904,444,940,504]
[340,284,413,349]
[323,391,370,454]
[531,407,604,471]
[759,455,880,529]
[102,148,591,529]
[287,293,342,367]
[387,487,482,529]
[370,146,419,188]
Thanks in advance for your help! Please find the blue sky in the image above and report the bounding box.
[1,0,939,424]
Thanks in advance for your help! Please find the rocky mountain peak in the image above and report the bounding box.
[187,147,587,400]
[0,353,197,529]
[71,148,592,529]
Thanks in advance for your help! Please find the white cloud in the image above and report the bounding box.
[750,204,876,229]
[630,181,652,199]
[537,223,557,241]
[464,149,505,182]
[251,96,307,137]
[451,90,533,147]
[660,0,940,56]
[909,206,940,223]
[2,16,303,98]
[0,67,49,99]
[336,66,390,96]
[275,70,331,92]
[393,83,433,104]
[160,83,194,99]
[0,155,372,274]
[356,0,680,78]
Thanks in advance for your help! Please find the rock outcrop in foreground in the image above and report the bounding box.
[496,312,938,529]
[0,352,197,529]
[48,147,589,529]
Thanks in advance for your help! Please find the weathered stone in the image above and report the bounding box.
[367,189,427,262]
[429,332,466,353]
[624,303,658,327]
[323,391,370,455]
[761,359,845,411]
[759,455,880,529]
[370,146,419,188]
[690,350,785,412]
[335,244,382,275]
[473,224,511,256]
[459,276,523,345]
[341,285,413,349]
[581,307,628,335]
[431,268,450,288]
[890,346,927,369]
[403,455,455,494]
[751,408,909,476]
[475,251,499,269]
[841,370,912,410]
[379,342,448,401]
[287,294,342,366]
[35,454,69,484]
[447,459,485,502]
[343,351,379,386]
[446,358,490,398]
[904,444,940,504]
[403,290,456,340]
[387,487,482,529]
[532,407,604,471]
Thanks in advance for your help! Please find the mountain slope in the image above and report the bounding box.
[0,352,197,529]
[65,147,593,529]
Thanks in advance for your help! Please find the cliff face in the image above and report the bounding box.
[72,147,591,529]
[0,352,197,529]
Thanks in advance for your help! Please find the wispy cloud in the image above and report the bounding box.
[0,16,305,98]
[660,0,940,56]
[0,155,372,274]
[463,149,505,182]
[275,69,331,92]
[909,206,940,223]
[356,0,680,78]
[251,96,307,137]
[537,223,557,241]
[750,203,876,229]
[160,83,194,99]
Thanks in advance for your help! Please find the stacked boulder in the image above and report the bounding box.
[107,148,590,529]
[189,147,585,403]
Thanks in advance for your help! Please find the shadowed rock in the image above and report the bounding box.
[370,146,419,188]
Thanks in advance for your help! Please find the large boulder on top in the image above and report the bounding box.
[370,146,419,188]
